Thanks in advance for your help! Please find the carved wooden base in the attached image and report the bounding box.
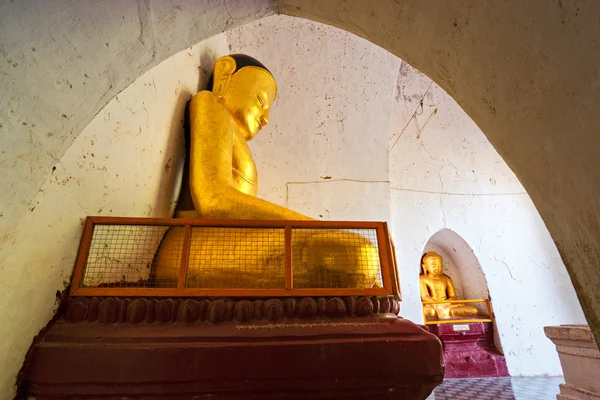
[63,295,400,324]
[428,321,509,378]
[19,297,443,399]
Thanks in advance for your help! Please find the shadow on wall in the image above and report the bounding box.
[155,49,220,216]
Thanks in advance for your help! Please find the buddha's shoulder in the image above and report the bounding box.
[191,90,217,101]
[190,90,226,112]
[419,274,428,282]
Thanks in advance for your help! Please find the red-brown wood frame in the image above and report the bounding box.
[69,216,400,298]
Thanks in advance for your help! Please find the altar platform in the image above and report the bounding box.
[423,300,508,379]
[18,217,444,399]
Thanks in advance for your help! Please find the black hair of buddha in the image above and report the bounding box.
[206,54,271,91]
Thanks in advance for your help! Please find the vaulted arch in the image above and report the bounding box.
[423,228,489,302]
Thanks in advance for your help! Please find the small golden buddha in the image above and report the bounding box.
[419,252,479,319]
[152,54,380,288]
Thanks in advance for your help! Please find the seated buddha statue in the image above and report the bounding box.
[152,54,380,289]
[419,252,479,319]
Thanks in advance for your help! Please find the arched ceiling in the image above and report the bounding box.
[0,0,278,236]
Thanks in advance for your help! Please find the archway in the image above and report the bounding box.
[422,229,510,378]
[423,229,490,308]
[2,0,600,396]
[422,229,507,353]
[418,225,586,375]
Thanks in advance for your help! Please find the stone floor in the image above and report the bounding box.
[427,376,563,400]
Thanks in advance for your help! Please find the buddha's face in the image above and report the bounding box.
[220,66,277,141]
[423,255,443,276]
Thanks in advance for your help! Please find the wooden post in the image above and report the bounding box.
[485,299,494,321]
[376,225,393,294]
[285,226,293,290]
[70,217,95,296]
[177,225,192,290]
[383,222,401,300]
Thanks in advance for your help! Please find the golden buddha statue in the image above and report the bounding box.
[419,252,479,319]
[152,54,380,289]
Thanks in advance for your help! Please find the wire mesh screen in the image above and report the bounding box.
[77,221,388,293]
[185,227,286,288]
[291,228,383,289]
[82,224,175,288]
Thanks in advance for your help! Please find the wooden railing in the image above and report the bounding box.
[70,216,401,298]
[421,299,494,325]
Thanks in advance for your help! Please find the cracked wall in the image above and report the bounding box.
[226,17,396,223]
[0,31,233,397]
[279,0,600,366]
[0,0,276,236]
[389,63,586,375]
[11,14,579,379]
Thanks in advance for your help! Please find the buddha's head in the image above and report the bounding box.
[422,252,444,276]
[208,54,277,140]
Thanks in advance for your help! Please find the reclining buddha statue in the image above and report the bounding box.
[419,252,479,319]
[152,54,380,289]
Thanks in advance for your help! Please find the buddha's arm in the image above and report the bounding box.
[446,276,458,300]
[419,278,435,302]
[189,91,312,221]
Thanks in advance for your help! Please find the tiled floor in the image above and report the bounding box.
[427,376,563,400]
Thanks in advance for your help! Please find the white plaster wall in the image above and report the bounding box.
[2,5,600,395]
[224,18,397,223]
[0,32,232,397]
[0,0,276,238]
[389,63,587,376]
[0,12,589,396]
